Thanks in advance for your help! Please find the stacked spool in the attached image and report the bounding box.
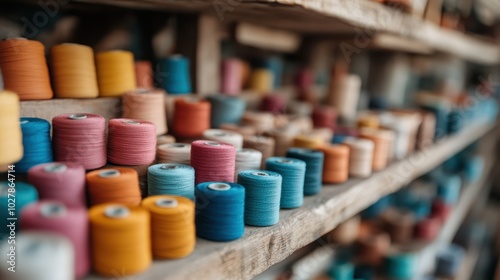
[0,91,23,165]
[96,50,136,96]
[343,138,374,178]
[122,89,167,135]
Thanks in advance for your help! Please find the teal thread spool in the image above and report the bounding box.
[148,163,195,200]
[265,157,306,209]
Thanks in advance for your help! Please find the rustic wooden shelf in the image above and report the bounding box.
[66,0,500,64]
[83,121,495,280]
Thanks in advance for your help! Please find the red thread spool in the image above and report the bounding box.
[135,60,153,89]
[173,98,211,138]
[431,199,452,222]
[415,217,441,241]
[27,162,86,208]
[221,58,243,95]
[295,68,314,91]
[20,201,89,278]
[52,113,106,170]
[190,140,236,184]
[260,95,286,114]
[312,106,337,129]
[107,118,156,165]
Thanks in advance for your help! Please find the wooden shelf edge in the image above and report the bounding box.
[84,120,496,280]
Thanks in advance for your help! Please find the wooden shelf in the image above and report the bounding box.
[66,0,500,64]
[83,121,496,280]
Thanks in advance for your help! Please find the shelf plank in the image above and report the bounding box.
[84,121,496,280]
[66,0,500,64]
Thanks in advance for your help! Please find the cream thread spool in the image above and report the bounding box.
[156,143,191,165]
[359,128,392,171]
[327,74,361,122]
[235,149,262,180]
[202,129,243,149]
[343,137,374,178]
[122,89,168,135]
[241,112,275,134]
[270,125,300,156]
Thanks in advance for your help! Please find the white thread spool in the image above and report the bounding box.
[380,113,421,160]
[156,143,191,165]
[235,149,262,180]
[327,74,362,122]
[157,135,176,146]
[344,137,374,178]
[203,129,243,149]
[0,232,74,280]
[241,112,275,133]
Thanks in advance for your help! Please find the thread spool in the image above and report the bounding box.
[431,199,452,222]
[288,115,314,134]
[52,113,106,170]
[135,60,153,89]
[221,58,243,95]
[415,217,441,241]
[203,129,244,149]
[293,135,324,149]
[238,170,281,226]
[0,39,53,100]
[271,125,301,157]
[362,195,392,219]
[148,163,195,199]
[435,244,466,277]
[327,74,361,122]
[122,89,167,135]
[359,128,391,171]
[357,232,391,266]
[243,136,275,168]
[51,43,98,98]
[310,128,334,143]
[344,137,374,178]
[0,182,38,238]
[382,208,415,244]
[220,124,257,138]
[28,162,86,207]
[436,175,461,205]
[87,168,142,206]
[157,143,191,165]
[21,201,89,278]
[249,68,273,93]
[265,157,306,209]
[320,144,350,184]
[241,111,275,133]
[89,204,151,276]
[295,68,314,92]
[286,148,324,195]
[381,112,421,159]
[235,149,263,181]
[0,91,23,165]
[416,110,436,149]
[142,196,195,258]
[195,182,245,241]
[328,216,360,245]
[191,140,236,184]
[261,95,286,114]
[107,118,156,165]
[328,262,354,280]
[288,101,313,117]
[464,156,483,183]
[15,118,53,172]
[159,55,191,94]
[312,106,337,129]
[207,95,246,128]
[385,250,417,280]
[173,98,211,138]
[0,232,74,280]
[263,57,283,89]
[357,114,379,129]
[96,50,136,96]
[157,135,176,146]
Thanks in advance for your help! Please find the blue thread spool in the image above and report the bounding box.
[435,244,465,277]
[207,95,246,128]
[354,265,374,280]
[385,251,416,280]
[464,156,483,183]
[409,198,431,221]
[158,55,191,94]
[436,175,461,205]
[328,262,354,280]
[262,57,283,89]
[392,188,418,209]
[148,163,195,200]
[237,170,281,226]
[286,148,324,196]
[332,134,347,144]
[362,195,392,219]
[265,157,306,209]
[15,118,53,173]
[195,182,245,241]
[0,181,38,239]
[447,109,462,134]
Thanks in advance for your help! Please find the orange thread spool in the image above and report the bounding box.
[142,196,195,259]
[321,144,350,184]
[293,135,324,149]
[89,204,151,276]
[172,98,211,138]
[0,38,53,100]
[51,43,99,98]
[86,168,142,206]
[135,60,153,89]
[359,128,392,171]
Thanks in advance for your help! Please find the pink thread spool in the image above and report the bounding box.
[295,68,314,91]
[312,106,337,129]
[190,140,236,184]
[20,201,89,278]
[27,162,86,208]
[52,113,106,170]
[260,95,286,114]
[221,59,243,95]
[107,118,156,165]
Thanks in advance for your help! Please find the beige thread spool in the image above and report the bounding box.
[243,136,275,168]
[327,74,362,122]
[269,125,300,156]
[382,208,416,245]
[202,129,243,149]
[287,116,313,134]
[156,135,176,146]
[219,124,257,138]
[343,137,374,178]
[310,128,334,144]
[122,89,168,135]
[241,112,275,134]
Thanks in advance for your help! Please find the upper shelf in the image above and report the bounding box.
[83,120,495,280]
[68,0,500,64]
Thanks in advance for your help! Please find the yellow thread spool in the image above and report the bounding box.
[96,50,136,97]
[51,43,99,98]
[249,68,273,93]
[0,91,23,165]
[142,195,195,259]
[293,135,324,149]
